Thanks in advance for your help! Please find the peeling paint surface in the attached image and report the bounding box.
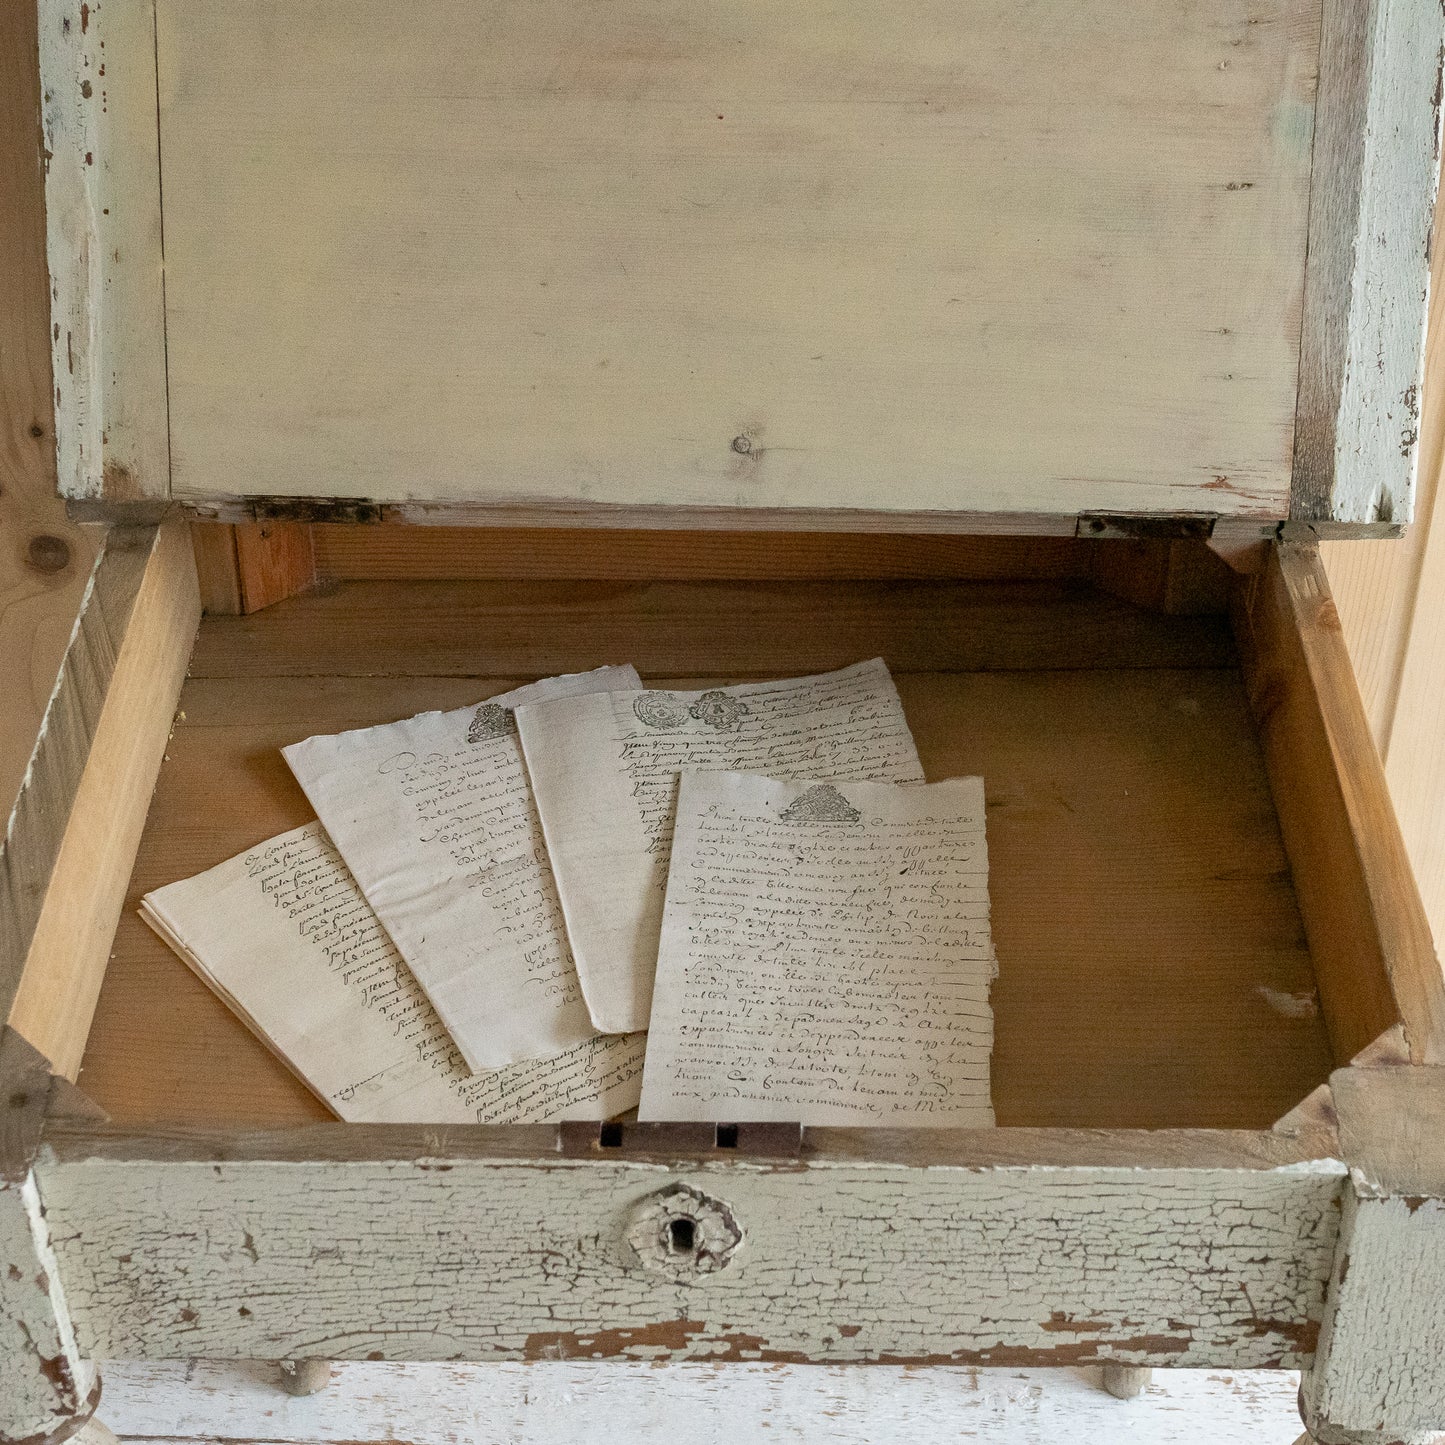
[0,1175,98,1441]
[37,1158,1342,1368]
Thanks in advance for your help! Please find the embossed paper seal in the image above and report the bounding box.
[779,783,862,824]
[466,703,514,743]
[633,692,691,730]
[688,690,750,732]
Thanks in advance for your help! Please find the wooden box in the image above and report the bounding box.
[5,1,1445,1441]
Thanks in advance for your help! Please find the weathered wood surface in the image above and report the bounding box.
[79,649,1331,1132]
[182,578,1237,679]
[1292,0,1444,526]
[147,0,1316,520]
[1233,545,1445,1065]
[96,1359,1310,1445]
[0,0,102,828]
[36,1128,1344,1368]
[1,1031,98,1445]
[1,529,151,1023]
[1301,1067,1445,1443]
[38,0,169,501]
[309,527,1095,583]
[5,523,199,1079]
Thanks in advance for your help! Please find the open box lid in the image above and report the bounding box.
[38,0,1441,536]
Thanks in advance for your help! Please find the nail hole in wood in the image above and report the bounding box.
[598,1121,623,1148]
[667,1217,696,1254]
[715,1123,739,1148]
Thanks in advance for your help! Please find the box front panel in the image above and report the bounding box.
[41,1154,1340,1367]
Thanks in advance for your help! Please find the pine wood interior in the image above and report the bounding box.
[76,532,1338,1131]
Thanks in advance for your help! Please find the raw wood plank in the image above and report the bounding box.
[234,524,317,611]
[192,524,318,615]
[7,523,200,1080]
[185,579,1237,679]
[0,0,103,824]
[79,666,1332,1131]
[311,526,1093,583]
[1291,0,1443,525]
[39,0,169,500]
[190,522,244,615]
[156,0,1314,520]
[1233,545,1445,1065]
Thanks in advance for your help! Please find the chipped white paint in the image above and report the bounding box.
[97,1359,1311,1445]
[35,1154,1343,1368]
[0,1173,97,1442]
[1301,1067,1445,1442]
[39,0,169,501]
[1302,1187,1445,1443]
[1293,0,1444,525]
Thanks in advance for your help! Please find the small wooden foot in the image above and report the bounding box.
[277,1359,334,1396]
[1101,1363,1153,1399]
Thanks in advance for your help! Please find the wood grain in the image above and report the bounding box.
[0,0,102,827]
[154,0,1314,520]
[192,524,318,615]
[1233,546,1445,1066]
[80,579,1332,1130]
[311,527,1094,583]
[185,578,1237,680]
[7,523,200,1080]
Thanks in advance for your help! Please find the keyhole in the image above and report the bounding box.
[667,1217,696,1255]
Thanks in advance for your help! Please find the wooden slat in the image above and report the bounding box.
[1291,0,1443,525]
[39,0,169,500]
[38,1132,1342,1368]
[192,523,319,615]
[6,523,200,1080]
[311,526,1093,583]
[1233,545,1445,1064]
[185,578,1237,680]
[80,655,1332,1132]
[151,0,1315,520]
[0,0,103,826]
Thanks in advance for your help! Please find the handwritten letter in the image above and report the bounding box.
[516,660,924,1033]
[639,771,995,1127]
[141,823,646,1123]
[283,665,639,1069]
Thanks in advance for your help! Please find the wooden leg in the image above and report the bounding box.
[1297,1068,1445,1444]
[277,1358,334,1396]
[1101,1364,1152,1399]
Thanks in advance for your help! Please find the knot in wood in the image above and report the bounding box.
[624,1183,742,1282]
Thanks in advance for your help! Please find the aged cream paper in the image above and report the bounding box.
[516,659,924,1033]
[282,665,639,1070]
[639,771,995,1127]
[141,823,646,1123]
